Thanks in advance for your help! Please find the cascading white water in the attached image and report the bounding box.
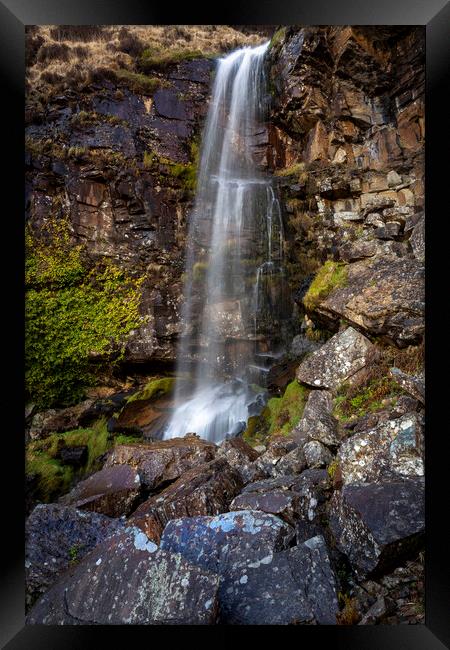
[164,42,287,443]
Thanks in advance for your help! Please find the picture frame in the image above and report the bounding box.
[1,0,447,645]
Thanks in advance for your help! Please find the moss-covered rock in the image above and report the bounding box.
[303,261,348,313]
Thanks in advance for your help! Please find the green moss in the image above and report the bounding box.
[143,141,199,194]
[114,434,143,445]
[25,218,145,409]
[333,376,403,422]
[269,27,287,50]
[274,162,306,178]
[126,377,176,404]
[114,69,162,95]
[193,261,208,282]
[139,47,209,73]
[266,380,309,437]
[327,458,339,480]
[243,380,309,445]
[26,418,111,502]
[303,261,348,312]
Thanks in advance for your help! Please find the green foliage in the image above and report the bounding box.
[69,544,81,564]
[139,46,206,72]
[333,376,403,422]
[114,68,162,95]
[303,260,348,312]
[25,218,145,408]
[142,141,199,195]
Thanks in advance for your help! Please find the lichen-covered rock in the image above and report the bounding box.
[296,327,376,391]
[337,412,424,485]
[389,368,425,405]
[231,469,329,524]
[59,464,141,517]
[25,504,124,608]
[27,527,220,624]
[104,436,216,490]
[315,257,424,346]
[230,489,301,525]
[129,458,243,542]
[202,535,338,625]
[161,514,336,624]
[292,389,339,447]
[160,510,295,570]
[303,440,333,468]
[216,437,262,484]
[329,478,425,578]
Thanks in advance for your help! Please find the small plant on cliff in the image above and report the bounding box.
[303,260,348,312]
[25,217,145,408]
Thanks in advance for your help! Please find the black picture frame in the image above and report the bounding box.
[1,0,448,646]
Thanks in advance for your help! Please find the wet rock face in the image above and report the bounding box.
[59,464,141,517]
[27,527,220,625]
[161,512,337,624]
[329,478,425,579]
[337,412,424,485]
[104,437,217,491]
[296,327,377,392]
[25,504,124,608]
[26,58,214,364]
[129,457,243,542]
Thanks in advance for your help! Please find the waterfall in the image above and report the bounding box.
[164,42,287,443]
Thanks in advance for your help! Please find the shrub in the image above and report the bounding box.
[25,218,145,408]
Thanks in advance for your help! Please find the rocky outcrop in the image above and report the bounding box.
[267,27,424,351]
[27,527,220,625]
[310,257,424,345]
[104,436,217,490]
[292,389,339,447]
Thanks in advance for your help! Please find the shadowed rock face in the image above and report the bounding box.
[25,504,124,608]
[329,478,425,579]
[27,527,220,625]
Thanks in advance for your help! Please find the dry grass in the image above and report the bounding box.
[26,25,268,100]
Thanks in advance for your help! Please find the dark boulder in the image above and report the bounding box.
[25,503,124,608]
[59,464,141,517]
[329,478,425,578]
